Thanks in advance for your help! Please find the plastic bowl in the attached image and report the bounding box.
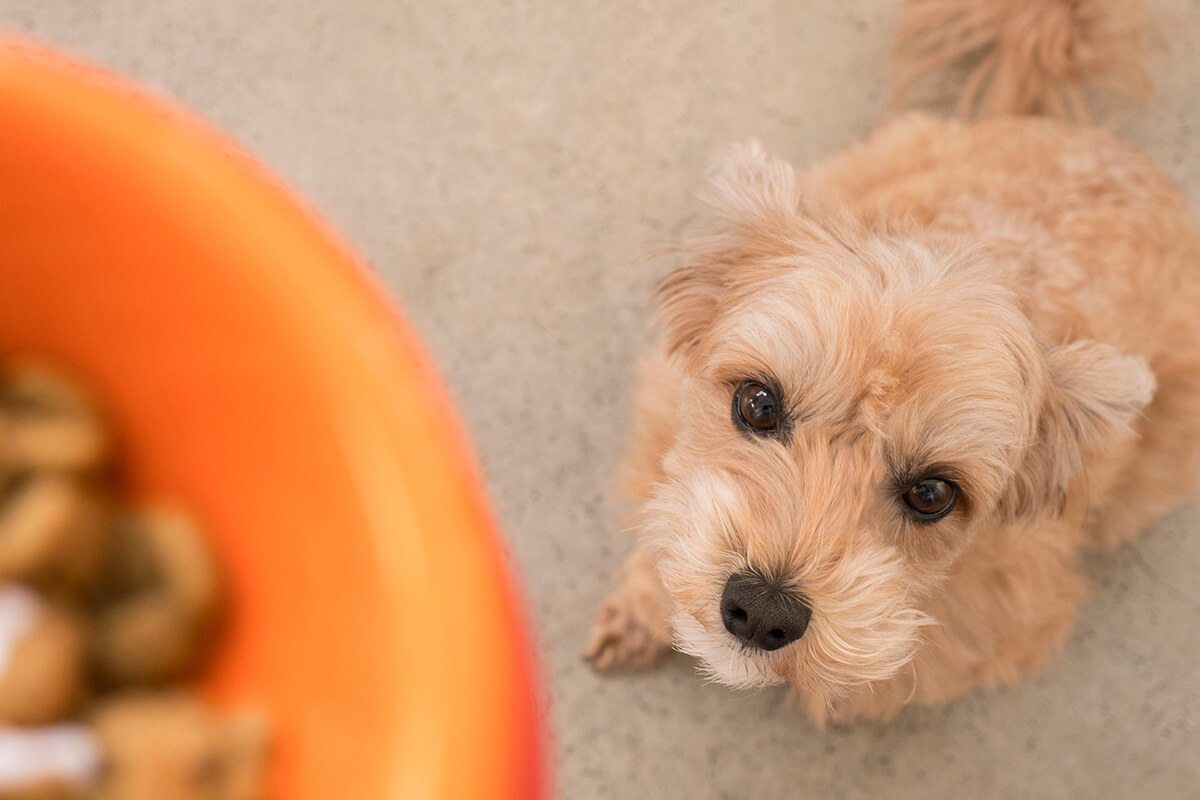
[0,39,546,800]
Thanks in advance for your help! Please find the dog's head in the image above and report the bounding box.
[643,142,1154,715]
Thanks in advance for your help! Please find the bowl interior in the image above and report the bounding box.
[0,42,543,800]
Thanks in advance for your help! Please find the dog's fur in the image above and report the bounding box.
[586,0,1200,725]
[894,0,1151,119]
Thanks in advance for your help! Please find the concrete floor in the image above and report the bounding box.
[4,1,1199,797]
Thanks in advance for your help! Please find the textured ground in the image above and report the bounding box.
[3,1,1199,797]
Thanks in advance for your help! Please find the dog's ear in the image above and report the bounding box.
[656,142,803,358]
[701,140,803,229]
[1001,340,1155,522]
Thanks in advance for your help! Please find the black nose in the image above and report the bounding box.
[720,572,811,651]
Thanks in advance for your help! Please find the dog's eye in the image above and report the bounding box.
[901,478,958,521]
[734,381,780,433]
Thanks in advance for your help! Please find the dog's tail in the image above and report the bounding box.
[893,0,1151,120]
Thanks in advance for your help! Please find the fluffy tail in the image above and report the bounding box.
[893,0,1151,120]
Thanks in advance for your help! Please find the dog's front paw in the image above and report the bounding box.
[584,588,672,673]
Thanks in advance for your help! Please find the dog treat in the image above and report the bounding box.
[92,509,220,687]
[0,363,110,476]
[0,693,269,800]
[0,724,100,800]
[0,363,269,799]
[0,475,109,594]
[0,586,86,726]
[90,693,270,800]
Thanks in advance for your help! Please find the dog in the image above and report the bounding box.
[585,0,1200,725]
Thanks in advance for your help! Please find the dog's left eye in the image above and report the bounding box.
[901,478,958,521]
[734,380,780,433]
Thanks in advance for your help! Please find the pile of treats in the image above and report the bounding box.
[0,363,268,800]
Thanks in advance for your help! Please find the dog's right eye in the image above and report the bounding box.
[734,381,780,433]
[901,478,958,522]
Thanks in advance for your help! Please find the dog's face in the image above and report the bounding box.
[641,143,1154,712]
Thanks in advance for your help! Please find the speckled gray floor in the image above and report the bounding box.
[3,1,1198,797]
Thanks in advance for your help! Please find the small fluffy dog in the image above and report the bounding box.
[586,0,1200,724]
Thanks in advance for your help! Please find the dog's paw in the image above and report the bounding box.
[584,589,672,673]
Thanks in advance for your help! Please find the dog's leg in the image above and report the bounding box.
[584,540,674,671]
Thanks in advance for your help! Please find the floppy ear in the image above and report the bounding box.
[1001,340,1155,522]
[655,142,803,357]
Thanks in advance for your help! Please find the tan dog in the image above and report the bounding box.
[587,0,1200,725]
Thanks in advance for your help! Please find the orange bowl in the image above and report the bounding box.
[0,39,546,800]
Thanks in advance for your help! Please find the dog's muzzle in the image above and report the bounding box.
[720,571,812,651]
